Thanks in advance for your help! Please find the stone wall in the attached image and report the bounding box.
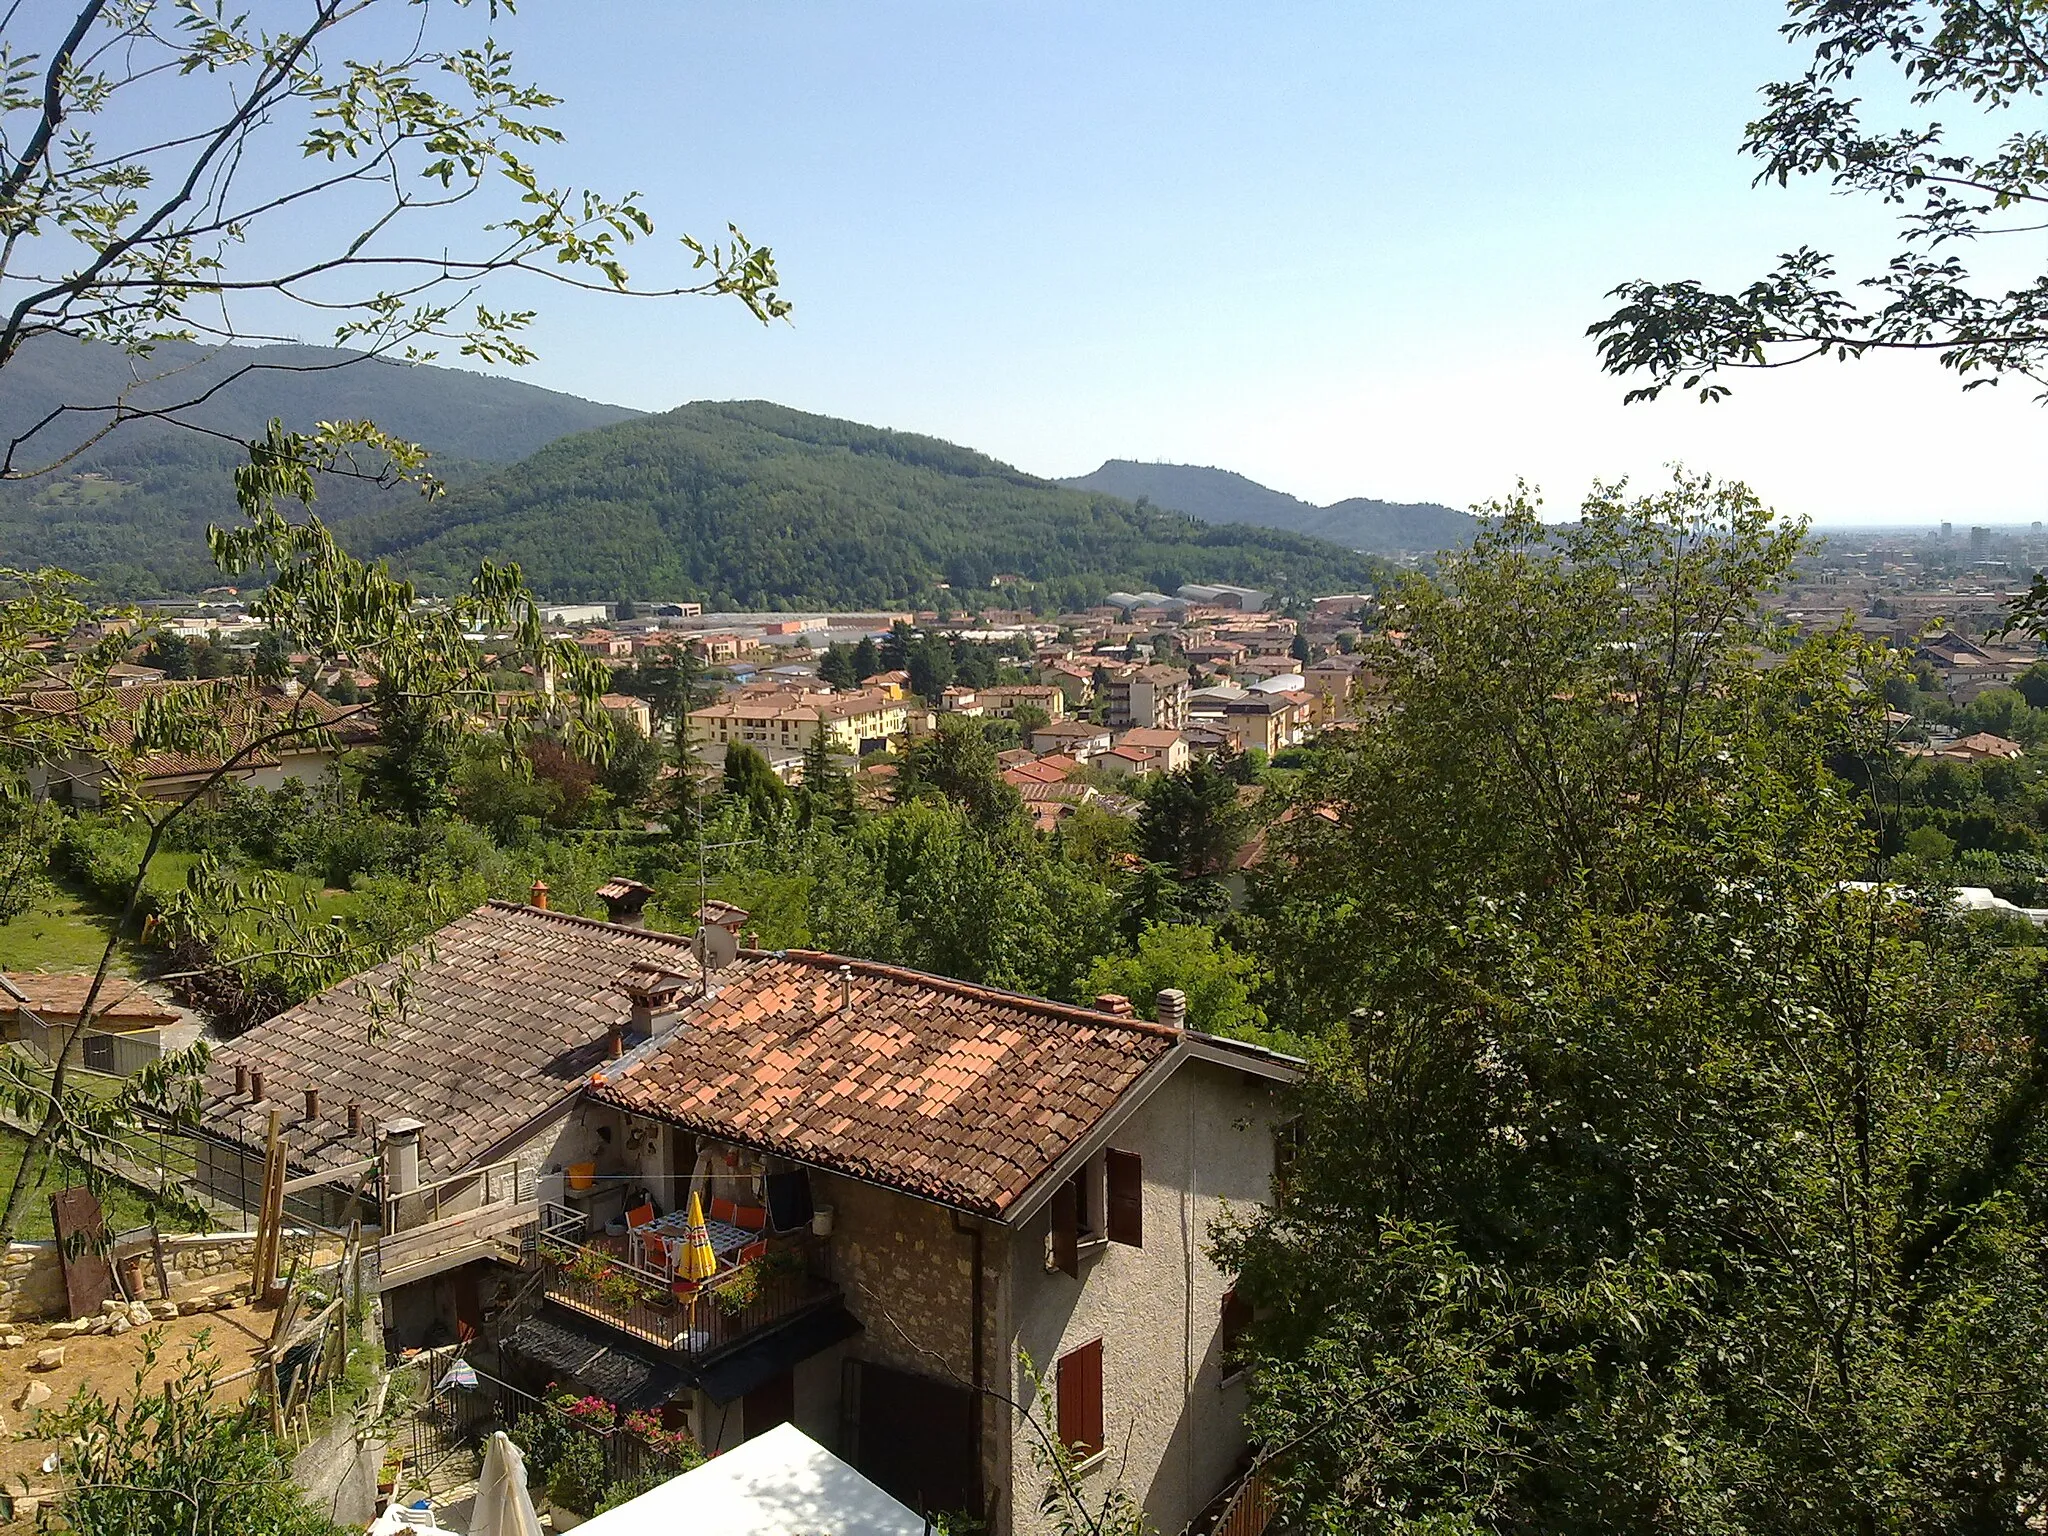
[0,1232,263,1321]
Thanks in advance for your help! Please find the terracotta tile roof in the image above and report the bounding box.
[199,902,702,1179]
[0,974,180,1028]
[588,953,1179,1217]
[14,680,376,780]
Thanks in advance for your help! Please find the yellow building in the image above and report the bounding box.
[689,687,910,756]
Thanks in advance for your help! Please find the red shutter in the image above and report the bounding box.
[1050,1176,1079,1278]
[1105,1148,1142,1247]
[1056,1338,1104,1458]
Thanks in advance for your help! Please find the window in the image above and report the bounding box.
[1055,1339,1104,1461]
[1219,1286,1254,1381]
[1048,1148,1142,1275]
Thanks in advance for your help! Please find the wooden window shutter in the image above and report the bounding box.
[1105,1148,1142,1247]
[1057,1338,1104,1459]
[1050,1176,1079,1278]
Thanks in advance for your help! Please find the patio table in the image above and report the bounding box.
[632,1211,749,1277]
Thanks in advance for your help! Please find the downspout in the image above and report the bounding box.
[952,1210,987,1517]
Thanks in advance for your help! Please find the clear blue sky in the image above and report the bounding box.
[412,1,2048,526]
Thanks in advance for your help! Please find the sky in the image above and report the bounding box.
[328,2,2048,526]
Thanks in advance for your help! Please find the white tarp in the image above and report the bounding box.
[575,1422,925,1536]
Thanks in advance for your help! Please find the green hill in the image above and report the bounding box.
[1061,459,1478,554]
[345,401,1386,608]
[0,339,642,594]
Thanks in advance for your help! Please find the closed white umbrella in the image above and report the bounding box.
[468,1430,543,1536]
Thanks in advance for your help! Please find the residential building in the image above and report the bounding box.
[1026,721,1115,761]
[689,688,910,757]
[601,694,655,736]
[860,670,912,700]
[692,634,749,664]
[974,685,1066,722]
[197,896,1296,1536]
[578,631,636,659]
[1106,727,1191,776]
[13,679,377,805]
[939,686,986,717]
[1107,665,1190,731]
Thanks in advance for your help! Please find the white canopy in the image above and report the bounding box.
[575,1422,925,1536]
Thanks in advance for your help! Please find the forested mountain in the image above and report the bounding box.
[344,401,1386,608]
[0,339,642,593]
[1062,459,1479,553]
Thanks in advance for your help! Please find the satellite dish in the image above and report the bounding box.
[693,924,739,971]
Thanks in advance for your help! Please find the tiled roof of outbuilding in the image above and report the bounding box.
[588,953,1179,1217]
[200,902,701,1178]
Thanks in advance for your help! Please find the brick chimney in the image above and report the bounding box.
[346,1102,362,1136]
[1154,988,1188,1031]
[1094,993,1135,1017]
[529,878,550,910]
[234,1064,248,1097]
[303,1088,321,1120]
[249,1070,266,1103]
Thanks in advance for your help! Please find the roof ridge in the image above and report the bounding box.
[769,949,1183,1040]
[479,899,703,951]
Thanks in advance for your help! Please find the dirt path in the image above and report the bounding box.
[0,1300,274,1521]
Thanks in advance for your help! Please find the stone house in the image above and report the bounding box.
[14,678,377,805]
[195,893,1295,1536]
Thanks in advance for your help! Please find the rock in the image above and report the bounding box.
[101,1299,126,1317]
[108,1314,131,1336]
[85,1315,109,1335]
[29,1348,62,1373]
[126,1300,152,1326]
[15,1381,50,1411]
[149,1301,178,1321]
[42,1318,83,1338]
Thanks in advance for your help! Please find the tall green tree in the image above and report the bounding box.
[722,741,789,825]
[853,635,882,680]
[817,643,859,691]
[897,716,1022,832]
[1223,476,2048,1533]
[1137,757,1245,877]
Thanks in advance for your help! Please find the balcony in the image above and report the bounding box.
[376,1159,538,1292]
[536,1201,840,1359]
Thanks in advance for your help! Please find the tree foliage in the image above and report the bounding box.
[1223,475,2048,1532]
[1592,2,2048,406]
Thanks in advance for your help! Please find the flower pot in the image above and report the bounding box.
[811,1205,834,1237]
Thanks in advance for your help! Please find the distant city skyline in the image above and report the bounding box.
[301,2,2048,526]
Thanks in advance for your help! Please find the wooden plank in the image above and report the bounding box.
[280,1158,376,1196]
[48,1186,112,1320]
[377,1200,538,1273]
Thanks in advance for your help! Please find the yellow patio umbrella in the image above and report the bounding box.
[680,1190,719,1283]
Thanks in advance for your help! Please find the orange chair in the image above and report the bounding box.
[626,1202,657,1230]
[734,1205,768,1232]
[738,1239,768,1264]
[709,1196,737,1225]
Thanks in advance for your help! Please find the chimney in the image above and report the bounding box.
[381,1117,425,1198]
[249,1070,266,1103]
[606,1023,626,1060]
[1094,993,1135,1017]
[598,877,654,928]
[838,964,853,1015]
[234,1064,248,1097]
[742,929,760,950]
[304,1088,321,1120]
[346,1102,362,1136]
[1154,988,1188,1031]
[529,878,550,910]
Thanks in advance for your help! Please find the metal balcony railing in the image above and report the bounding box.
[536,1201,837,1359]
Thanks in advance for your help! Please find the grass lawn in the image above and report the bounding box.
[0,884,135,974]
[0,1125,197,1239]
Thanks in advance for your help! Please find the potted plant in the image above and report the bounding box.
[565,1247,611,1288]
[709,1263,759,1315]
[377,1446,404,1500]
